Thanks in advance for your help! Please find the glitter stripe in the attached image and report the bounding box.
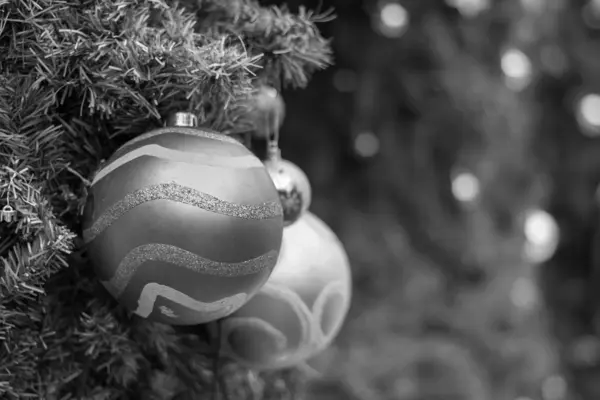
[103,243,279,297]
[91,144,264,186]
[115,127,242,156]
[133,282,248,318]
[83,182,283,243]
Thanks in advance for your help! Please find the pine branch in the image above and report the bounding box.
[187,0,335,89]
[0,0,331,398]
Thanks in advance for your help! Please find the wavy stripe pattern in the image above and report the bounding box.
[221,280,350,369]
[114,127,242,156]
[133,282,248,319]
[83,182,283,243]
[102,243,278,297]
[92,144,264,186]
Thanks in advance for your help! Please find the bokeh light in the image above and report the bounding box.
[511,276,538,310]
[452,171,480,203]
[540,44,568,77]
[354,131,380,158]
[373,1,409,38]
[583,0,600,29]
[576,93,600,137]
[542,375,568,400]
[446,0,490,18]
[523,209,559,264]
[501,48,533,91]
[333,69,358,93]
[520,0,545,13]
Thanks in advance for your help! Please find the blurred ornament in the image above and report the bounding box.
[263,142,311,226]
[451,170,480,203]
[575,92,600,137]
[583,0,600,29]
[249,85,286,139]
[372,0,409,38]
[82,111,284,325]
[500,47,533,91]
[446,0,490,18]
[522,209,559,264]
[333,69,358,93]
[353,131,380,159]
[221,211,352,370]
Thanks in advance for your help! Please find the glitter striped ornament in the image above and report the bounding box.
[221,211,352,369]
[82,118,284,325]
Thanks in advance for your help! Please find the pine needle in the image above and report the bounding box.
[0,0,332,398]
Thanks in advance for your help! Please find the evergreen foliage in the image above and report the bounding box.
[0,1,332,398]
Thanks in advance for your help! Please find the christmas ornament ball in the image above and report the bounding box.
[221,212,352,370]
[82,118,284,325]
[264,156,312,226]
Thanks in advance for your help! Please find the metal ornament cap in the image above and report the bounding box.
[167,112,198,128]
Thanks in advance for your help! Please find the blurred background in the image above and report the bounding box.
[260,0,600,399]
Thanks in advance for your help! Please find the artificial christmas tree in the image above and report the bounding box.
[0,0,335,398]
[6,0,597,399]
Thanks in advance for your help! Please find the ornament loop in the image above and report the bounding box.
[1,204,17,223]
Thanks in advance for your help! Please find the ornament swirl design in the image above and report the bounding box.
[82,182,283,243]
[311,281,348,343]
[92,144,265,185]
[133,282,248,319]
[222,279,349,369]
[103,244,279,297]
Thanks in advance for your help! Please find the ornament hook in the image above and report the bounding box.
[263,87,283,161]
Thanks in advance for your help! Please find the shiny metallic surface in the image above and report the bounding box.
[264,157,312,226]
[167,112,198,128]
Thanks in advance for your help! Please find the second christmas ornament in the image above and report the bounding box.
[82,112,284,325]
[221,211,352,370]
[252,85,312,226]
